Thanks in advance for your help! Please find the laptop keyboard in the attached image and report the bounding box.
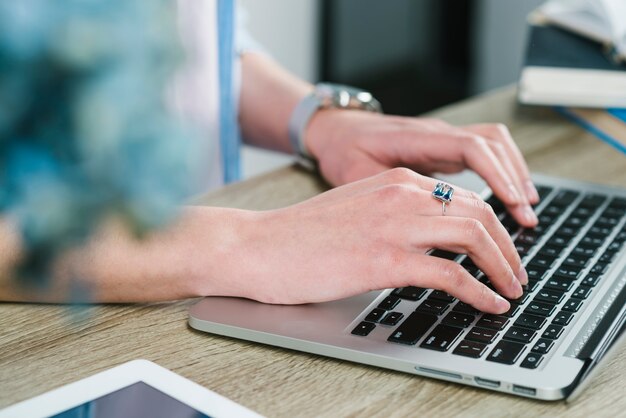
[351,185,626,369]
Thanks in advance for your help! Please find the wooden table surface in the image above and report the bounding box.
[1,87,625,417]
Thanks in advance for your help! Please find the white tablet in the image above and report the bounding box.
[0,359,262,418]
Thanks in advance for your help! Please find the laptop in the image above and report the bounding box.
[189,172,626,401]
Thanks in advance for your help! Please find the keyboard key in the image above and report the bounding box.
[525,301,556,317]
[452,302,479,315]
[572,206,594,218]
[546,236,572,248]
[571,246,596,258]
[504,326,536,344]
[417,298,450,316]
[442,312,475,328]
[378,296,401,310]
[352,321,376,336]
[563,216,586,228]
[528,255,557,269]
[553,311,574,326]
[487,340,526,365]
[553,265,583,280]
[580,235,604,248]
[515,242,533,256]
[514,314,546,330]
[501,302,520,318]
[544,278,575,292]
[581,274,601,287]
[589,225,613,237]
[542,324,564,340]
[552,190,579,206]
[429,290,456,303]
[579,194,606,208]
[534,289,565,305]
[420,325,464,352]
[531,338,554,354]
[527,267,548,281]
[520,353,544,369]
[388,312,438,345]
[561,255,590,269]
[453,340,488,358]
[556,226,579,238]
[380,311,404,326]
[365,308,386,323]
[430,250,459,260]
[466,327,499,344]
[507,289,531,305]
[590,263,609,275]
[599,251,616,264]
[477,315,510,330]
[572,285,592,300]
[393,286,427,301]
[526,280,542,292]
[563,298,583,312]
[540,245,563,258]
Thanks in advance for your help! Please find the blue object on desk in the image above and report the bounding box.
[555,107,626,155]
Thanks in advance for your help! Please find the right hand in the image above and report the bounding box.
[214,168,527,314]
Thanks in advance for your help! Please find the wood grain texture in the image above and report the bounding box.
[1,87,625,417]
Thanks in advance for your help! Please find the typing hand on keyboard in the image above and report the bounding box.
[241,168,527,314]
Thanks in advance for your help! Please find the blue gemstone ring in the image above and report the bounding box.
[432,182,454,215]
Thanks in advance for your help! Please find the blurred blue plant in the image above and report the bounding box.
[0,1,197,287]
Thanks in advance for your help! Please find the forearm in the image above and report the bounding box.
[0,207,256,303]
[239,52,313,153]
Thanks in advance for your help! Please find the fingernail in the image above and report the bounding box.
[524,206,538,225]
[508,184,521,205]
[517,265,529,285]
[494,293,510,313]
[525,180,540,203]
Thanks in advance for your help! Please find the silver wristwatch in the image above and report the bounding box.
[288,83,382,169]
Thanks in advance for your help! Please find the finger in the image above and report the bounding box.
[406,172,484,201]
[397,131,525,209]
[486,141,537,227]
[411,216,524,299]
[464,124,539,204]
[390,254,510,314]
[411,191,527,285]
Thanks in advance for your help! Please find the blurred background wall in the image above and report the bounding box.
[239,0,544,179]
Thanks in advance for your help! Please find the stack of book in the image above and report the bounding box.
[518,0,626,154]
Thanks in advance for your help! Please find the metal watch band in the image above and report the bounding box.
[288,83,382,169]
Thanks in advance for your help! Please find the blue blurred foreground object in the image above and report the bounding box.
[0,1,197,288]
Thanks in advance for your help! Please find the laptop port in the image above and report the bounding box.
[513,385,536,396]
[474,377,500,388]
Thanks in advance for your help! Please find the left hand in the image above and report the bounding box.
[305,109,540,227]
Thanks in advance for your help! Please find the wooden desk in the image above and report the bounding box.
[1,87,624,417]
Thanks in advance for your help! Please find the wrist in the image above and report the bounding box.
[184,207,262,299]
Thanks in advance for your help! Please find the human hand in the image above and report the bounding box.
[216,168,528,314]
[305,109,539,228]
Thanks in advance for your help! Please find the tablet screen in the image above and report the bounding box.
[51,382,211,418]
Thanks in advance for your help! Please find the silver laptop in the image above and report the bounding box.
[189,172,626,401]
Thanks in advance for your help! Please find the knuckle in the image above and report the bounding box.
[473,198,497,222]
[477,283,490,307]
[442,262,467,291]
[490,141,506,155]
[385,167,417,184]
[462,218,483,241]
[376,183,413,202]
[468,191,483,201]
[468,134,488,149]
[494,123,510,136]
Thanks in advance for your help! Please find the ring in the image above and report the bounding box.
[432,182,454,216]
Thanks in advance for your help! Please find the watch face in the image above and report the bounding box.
[316,83,377,110]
